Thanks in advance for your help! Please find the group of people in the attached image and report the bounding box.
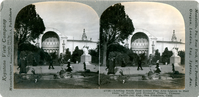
[17,54,73,74]
[51,54,72,72]
[48,54,72,70]
[18,52,162,75]
[137,56,161,73]
[137,57,162,73]
[106,54,162,75]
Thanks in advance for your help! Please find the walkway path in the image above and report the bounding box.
[99,64,185,75]
[14,63,98,74]
[14,63,185,75]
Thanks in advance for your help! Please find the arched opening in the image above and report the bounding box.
[42,31,60,54]
[131,32,149,55]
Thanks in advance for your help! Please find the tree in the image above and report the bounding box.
[64,48,71,63]
[100,3,135,66]
[152,49,160,63]
[49,52,58,60]
[108,43,127,54]
[71,46,83,63]
[89,49,99,63]
[14,4,45,66]
[127,49,138,65]
[178,50,185,65]
[162,47,172,64]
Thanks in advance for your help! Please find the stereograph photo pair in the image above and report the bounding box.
[0,0,198,97]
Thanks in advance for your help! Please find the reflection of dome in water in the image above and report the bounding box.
[131,32,149,54]
[42,31,59,53]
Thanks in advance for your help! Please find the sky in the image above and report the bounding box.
[122,2,185,42]
[34,2,99,41]
[33,1,185,42]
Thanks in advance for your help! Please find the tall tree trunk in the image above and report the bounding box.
[14,38,19,66]
[102,42,107,66]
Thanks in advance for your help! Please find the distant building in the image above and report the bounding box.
[36,28,98,56]
[125,29,185,56]
[35,27,184,57]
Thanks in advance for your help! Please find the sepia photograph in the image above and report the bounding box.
[13,1,186,89]
[14,2,100,89]
[1,0,198,97]
[99,2,185,89]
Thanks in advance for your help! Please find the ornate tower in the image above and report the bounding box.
[62,40,65,53]
[171,30,177,42]
[82,29,87,40]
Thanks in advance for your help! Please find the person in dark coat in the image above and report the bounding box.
[66,59,72,72]
[83,62,90,73]
[67,59,71,68]
[137,56,143,70]
[66,66,72,72]
[155,60,161,73]
[83,62,87,70]
[172,63,175,73]
[48,56,54,69]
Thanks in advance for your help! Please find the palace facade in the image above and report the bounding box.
[125,29,185,56]
[35,27,185,57]
[35,28,98,56]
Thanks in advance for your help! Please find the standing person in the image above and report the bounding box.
[59,53,64,69]
[137,56,143,70]
[48,56,54,69]
[59,53,63,64]
[148,54,152,65]
[83,62,90,73]
[156,60,159,68]
[172,63,175,73]
[83,62,86,70]
[66,59,72,72]
[67,59,71,67]
[155,60,161,73]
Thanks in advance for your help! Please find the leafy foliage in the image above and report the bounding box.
[100,3,134,66]
[14,4,45,45]
[162,47,172,64]
[18,42,39,52]
[71,46,83,63]
[14,4,45,66]
[89,49,99,63]
[18,44,51,66]
[108,43,128,53]
[100,3,134,45]
[152,49,160,63]
[178,50,185,65]
[64,48,71,62]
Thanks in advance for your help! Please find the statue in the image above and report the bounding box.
[83,46,88,55]
[170,47,181,67]
[172,48,178,56]
[81,46,91,64]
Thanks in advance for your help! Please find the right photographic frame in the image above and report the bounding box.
[99,2,185,89]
